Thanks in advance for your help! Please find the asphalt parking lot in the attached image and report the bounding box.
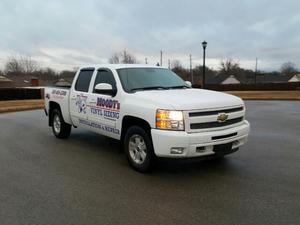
[0,101,299,225]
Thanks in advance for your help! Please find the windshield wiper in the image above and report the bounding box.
[168,85,191,89]
[130,86,169,92]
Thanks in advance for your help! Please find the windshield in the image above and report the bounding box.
[117,67,189,92]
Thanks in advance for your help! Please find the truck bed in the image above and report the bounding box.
[44,86,72,125]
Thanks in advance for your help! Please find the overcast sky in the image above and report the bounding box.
[0,0,299,71]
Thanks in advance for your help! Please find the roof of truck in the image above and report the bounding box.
[79,64,164,70]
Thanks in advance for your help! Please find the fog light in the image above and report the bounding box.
[170,147,184,154]
[196,146,206,153]
[233,140,240,147]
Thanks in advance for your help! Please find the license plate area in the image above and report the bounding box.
[213,142,233,155]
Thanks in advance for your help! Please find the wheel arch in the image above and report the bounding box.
[49,101,62,126]
[121,115,152,143]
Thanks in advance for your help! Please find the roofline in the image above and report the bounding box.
[78,64,166,70]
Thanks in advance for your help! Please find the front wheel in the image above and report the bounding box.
[51,109,71,139]
[124,126,155,173]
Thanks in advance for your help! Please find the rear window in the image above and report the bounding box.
[75,69,94,92]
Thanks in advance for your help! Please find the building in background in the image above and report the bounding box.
[221,75,241,84]
[288,74,300,82]
[0,75,14,88]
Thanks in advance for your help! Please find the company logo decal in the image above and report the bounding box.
[97,98,120,110]
[217,113,229,123]
[89,97,121,121]
[76,94,87,114]
[51,89,67,99]
[78,119,120,134]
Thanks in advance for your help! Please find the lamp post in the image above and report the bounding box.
[202,41,207,88]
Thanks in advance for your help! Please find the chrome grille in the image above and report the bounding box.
[190,117,243,129]
[185,106,245,133]
[189,106,243,117]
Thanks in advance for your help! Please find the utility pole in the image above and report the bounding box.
[168,59,171,69]
[189,54,193,84]
[145,58,148,64]
[160,50,163,67]
[202,41,207,88]
[255,57,258,84]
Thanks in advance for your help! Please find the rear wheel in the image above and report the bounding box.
[124,126,155,172]
[51,109,71,139]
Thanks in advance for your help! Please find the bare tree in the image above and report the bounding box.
[4,55,38,74]
[108,53,120,64]
[220,59,240,75]
[121,50,137,64]
[280,62,298,75]
[171,59,183,69]
[20,56,38,73]
[4,56,23,74]
[108,50,137,64]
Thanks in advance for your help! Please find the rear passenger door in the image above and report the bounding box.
[86,69,121,138]
[70,68,94,127]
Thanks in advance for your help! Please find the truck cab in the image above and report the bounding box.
[45,64,250,172]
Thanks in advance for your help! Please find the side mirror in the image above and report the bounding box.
[185,81,192,87]
[94,83,116,96]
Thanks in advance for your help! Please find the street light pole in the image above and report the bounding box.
[202,41,207,89]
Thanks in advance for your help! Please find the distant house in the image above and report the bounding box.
[256,74,294,83]
[0,75,14,88]
[204,73,298,85]
[288,74,300,82]
[221,75,240,84]
[54,78,72,87]
[206,74,241,85]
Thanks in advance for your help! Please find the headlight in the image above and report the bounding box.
[156,109,184,131]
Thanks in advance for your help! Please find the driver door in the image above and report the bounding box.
[86,69,120,138]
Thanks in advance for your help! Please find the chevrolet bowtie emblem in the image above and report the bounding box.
[217,113,229,123]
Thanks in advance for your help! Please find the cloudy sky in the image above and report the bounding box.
[0,0,299,71]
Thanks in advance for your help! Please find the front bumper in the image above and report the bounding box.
[151,120,250,158]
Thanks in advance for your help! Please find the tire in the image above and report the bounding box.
[51,108,71,139]
[124,126,155,173]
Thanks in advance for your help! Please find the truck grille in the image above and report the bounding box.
[185,106,245,132]
[190,117,243,129]
[189,106,243,117]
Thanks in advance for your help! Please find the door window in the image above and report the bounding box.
[75,69,94,92]
[93,70,117,93]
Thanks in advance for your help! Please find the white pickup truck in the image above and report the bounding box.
[45,64,250,172]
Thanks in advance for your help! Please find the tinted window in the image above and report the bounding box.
[117,68,187,92]
[75,70,94,92]
[93,70,117,92]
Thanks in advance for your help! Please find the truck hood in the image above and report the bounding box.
[133,88,243,110]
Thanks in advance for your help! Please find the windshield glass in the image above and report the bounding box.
[117,68,189,92]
